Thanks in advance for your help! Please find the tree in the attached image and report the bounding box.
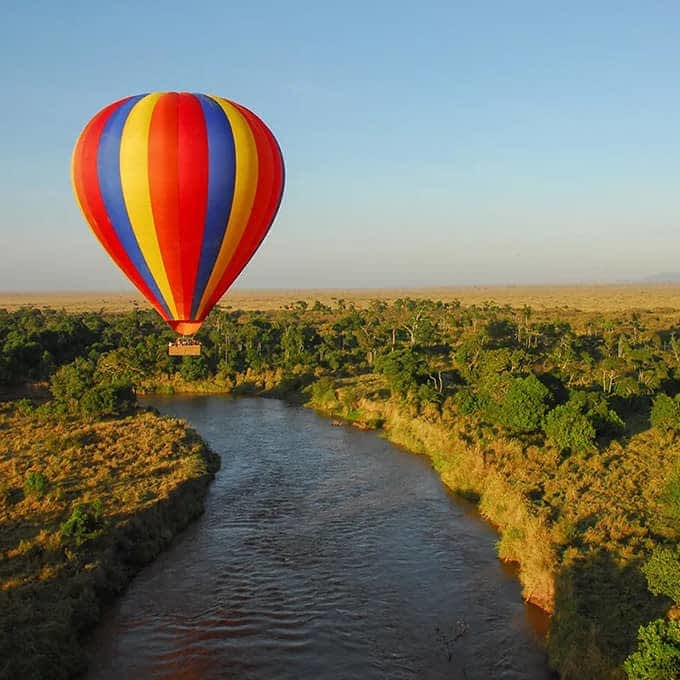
[497,374,550,433]
[375,348,426,397]
[544,402,597,454]
[623,620,680,679]
[180,356,209,382]
[50,358,95,407]
[651,394,680,432]
[79,383,136,418]
[642,544,680,605]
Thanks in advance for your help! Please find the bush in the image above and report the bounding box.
[662,475,680,529]
[179,356,209,382]
[453,387,479,415]
[79,383,136,418]
[543,390,623,452]
[310,377,337,406]
[415,383,442,407]
[623,619,680,679]
[586,393,625,437]
[544,403,597,454]
[50,358,95,404]
[497,375,550,433]
[23,472,47,499]
[651,394,680,432]
[643,545,680,605]
[14,398,33,416]
[375,349,425,396]
[60,500,105,545]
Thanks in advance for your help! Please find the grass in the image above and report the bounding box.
[0,403,220,680]
[6,282,680,314]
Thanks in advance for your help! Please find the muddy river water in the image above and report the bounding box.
[86,396,552,679]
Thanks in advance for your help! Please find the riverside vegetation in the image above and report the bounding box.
[0,317,220,679]
[1,297,680,679]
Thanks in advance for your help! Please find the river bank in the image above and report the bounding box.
[86,395,552,680]
[0,404,220,680]
[7,364,671,678]
[142,371,557,610]
[138,369,676,679]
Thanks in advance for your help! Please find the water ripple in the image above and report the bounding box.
[86,397,552,680]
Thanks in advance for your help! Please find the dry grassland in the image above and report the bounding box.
[0,406,220,679]
[4,283,680,314]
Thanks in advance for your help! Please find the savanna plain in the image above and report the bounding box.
[1,284,680,680]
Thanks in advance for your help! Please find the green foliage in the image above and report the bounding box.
[79,383,136,418]
[60,500,105,545]
[415,382,442,407]
[310,377,337,406]
[23,471,47,499]
[623,619,680,679]
[453,386,479,415]
[14,398,34,416]
[585,392,625,437]
[643,545,680,605]
[339,387,359,416]
[543,390,624,453]
[50,358,95,404]
[544,402,597,454]
[179,356,209,381]
[651,394,680,432]
[375,348,425,396]
[662,474,680,528]
[48,356,136,418]
[497,374,550,433]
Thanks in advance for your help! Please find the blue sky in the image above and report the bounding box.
[1,1,680,290]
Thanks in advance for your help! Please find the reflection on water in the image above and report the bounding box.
[86,397,553,679]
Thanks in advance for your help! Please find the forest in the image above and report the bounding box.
[1,297,679,679]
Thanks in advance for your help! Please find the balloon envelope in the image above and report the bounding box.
[71,92,284,335]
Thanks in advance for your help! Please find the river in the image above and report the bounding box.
[86,396,553,679]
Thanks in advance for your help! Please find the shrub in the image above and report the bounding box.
[415,383,442,407]
[453,387,479,415]
[79,383,136,418]
[23,472,47,499]
[179,356,209,381]
[623,619,680,679]
[651,394,680,432]
[339,387,359,416]
[497,375,550,433]
[543,390,623,451]
[50,358,95,404]
[375,349,425,396]
[544,403,597,454]
[643,545,680,605]
[14,398,33,416]
[586,393,625,437]
[662,474,680,529]
[60,500,105,545]
[310,377,337,406]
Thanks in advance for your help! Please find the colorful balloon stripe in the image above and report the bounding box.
[72,97,172,321]
[71,92,284,335]
[200,100,285,320]
[195,97,260,320]
[191,95,236,318]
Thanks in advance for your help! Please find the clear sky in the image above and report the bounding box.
[1,1,680,290]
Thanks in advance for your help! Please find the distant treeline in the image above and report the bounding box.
[4,298,680,428]
[1,299,680,678]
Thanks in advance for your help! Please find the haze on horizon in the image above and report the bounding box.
[1,2,679,292]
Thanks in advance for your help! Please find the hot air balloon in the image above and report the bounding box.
[71,92,284,354]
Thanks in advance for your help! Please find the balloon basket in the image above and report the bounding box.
[168,339,201,356]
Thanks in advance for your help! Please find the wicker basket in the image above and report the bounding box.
[168,343,201,356]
